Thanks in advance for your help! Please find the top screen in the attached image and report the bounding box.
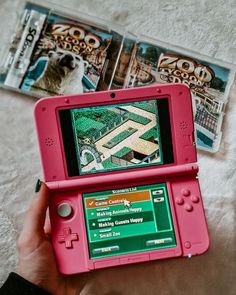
[59,98,174,177]
[71,100,163,175]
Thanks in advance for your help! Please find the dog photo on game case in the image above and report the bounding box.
[20,12,113,96]
[3,3,113,96]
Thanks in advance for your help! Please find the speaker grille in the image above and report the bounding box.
[45,137,54,147]
[179,121,188,130]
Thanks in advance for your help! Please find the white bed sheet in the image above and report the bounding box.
[0,0,235,294]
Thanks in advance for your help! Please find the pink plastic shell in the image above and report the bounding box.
[34,84,209,274]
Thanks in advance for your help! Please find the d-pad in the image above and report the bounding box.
[58,228,78,249]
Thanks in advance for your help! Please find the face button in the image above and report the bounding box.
[57,203,73,218]
[191,195,200,203]
[176,197,184,205]
[58,228,78,249]
[184,241,191,249]
[184,203,193,212]
[182,189,191,197]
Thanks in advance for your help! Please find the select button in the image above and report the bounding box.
[92,246,120,255]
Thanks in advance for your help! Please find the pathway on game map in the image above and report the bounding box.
[83,105,160,171]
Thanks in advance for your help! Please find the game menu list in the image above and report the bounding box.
[83,183,176,258]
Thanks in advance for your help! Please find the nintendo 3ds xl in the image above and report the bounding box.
[34,84,209,274]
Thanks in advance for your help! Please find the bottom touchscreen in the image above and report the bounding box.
[83,183,176,259]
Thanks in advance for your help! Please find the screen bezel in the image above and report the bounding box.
[59,97,174,178]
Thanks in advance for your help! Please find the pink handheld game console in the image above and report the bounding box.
[34,84,209,274]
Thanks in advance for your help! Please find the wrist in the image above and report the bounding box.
[1,272,51,295]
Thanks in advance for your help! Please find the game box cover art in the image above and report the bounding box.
[125,41,232,151]
[70,100,163,175]
[21,14,113,96]
[3,3,113,96]
[0,1,234,153]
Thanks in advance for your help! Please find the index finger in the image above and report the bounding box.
[21,182,50,238]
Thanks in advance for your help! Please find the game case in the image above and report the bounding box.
[122,38,235,152]
[0,0,235,153]
[0,1,125,96]
[97,31,136,92]
[110,37,136,90]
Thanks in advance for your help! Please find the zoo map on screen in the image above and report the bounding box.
[71,100,163,175]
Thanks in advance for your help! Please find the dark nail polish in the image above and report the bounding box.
[35,179,42,193]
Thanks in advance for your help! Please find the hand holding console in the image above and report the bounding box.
[34,84,209,274]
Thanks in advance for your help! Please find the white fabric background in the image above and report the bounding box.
[0,0,235,294]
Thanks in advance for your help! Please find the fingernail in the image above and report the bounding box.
[35,179,42,193]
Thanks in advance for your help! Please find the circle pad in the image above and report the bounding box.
[57,203,73,218]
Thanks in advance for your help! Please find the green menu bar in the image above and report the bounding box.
[83,183,176,259]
